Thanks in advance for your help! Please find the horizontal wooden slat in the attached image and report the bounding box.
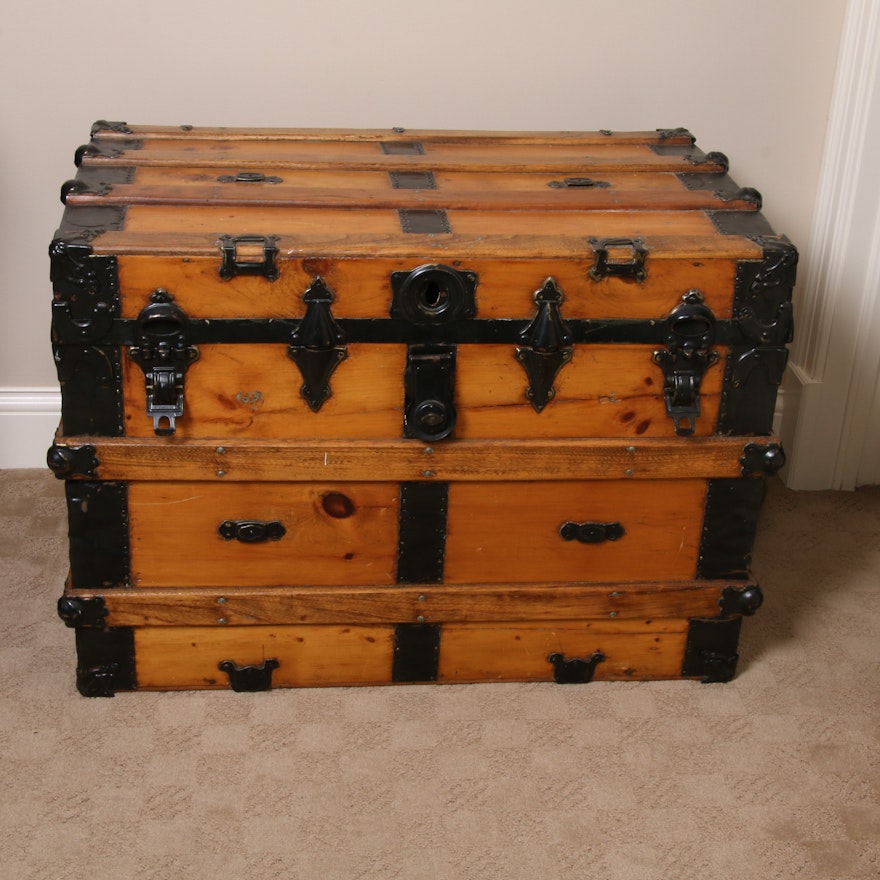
[65,579,731,626]
[53,436,768,482]
[83,139,721,174]
[66,170,755,213]
[94,125,698,145]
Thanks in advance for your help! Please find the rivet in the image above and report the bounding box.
[610,591,621,598]
[217,617,228,625]
[423,470,434,477]
[624,468,634,476]
[416,615,426,623]
[424,447,434,455]
[217,597,227,604]
[216,446,226,454]
[216,469,226,477]
[626,446,636,453]
[418,594,426,602]
[609,611,618,618]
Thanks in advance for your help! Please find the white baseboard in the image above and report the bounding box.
[0,388,61,469]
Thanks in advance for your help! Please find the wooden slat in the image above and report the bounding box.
[438,624,691,682]
[91,230,762,261]
[95,125,698,145]
[67,579,729,626]
[81,141,723,173]
[116,253,743,321]
[66,170,754,213]
[53,436,764,482]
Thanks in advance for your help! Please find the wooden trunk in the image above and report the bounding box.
[50,122,794,695]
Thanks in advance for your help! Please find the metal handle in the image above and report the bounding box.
[217,172,283,184]
[218,659,279,692]
[548,177,610,188]
[559,521,625,544]
[218,234,280,280]
[588,237,648,282]
[218,520,286,543]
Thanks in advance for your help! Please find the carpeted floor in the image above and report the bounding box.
[1,469,878,880]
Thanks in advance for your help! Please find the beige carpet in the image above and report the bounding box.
[1,469,878,880]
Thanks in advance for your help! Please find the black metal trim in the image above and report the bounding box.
[392,624,441,682]
[399,209,451,234]
[709,211,775,237]
[47,443,99,479]
[547,651,605,683]
[218,658,279,692]
[49,314,796,349]
[676,172,762,209]
[66,482,130,589]
[719,585,764,617]
[698,478,765,580]
[681,616,743,683]
[61,166,135,203]
[58,595,108,628]
[740,441,786,476]
[381,141,425,155]
[74,627,136,697]
[389,171,437,189]
[397,482,448,584]
[54,344,125,436]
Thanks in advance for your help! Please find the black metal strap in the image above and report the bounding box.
[397,482,448,584]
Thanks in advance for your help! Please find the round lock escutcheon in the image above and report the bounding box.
[391,264,477,323]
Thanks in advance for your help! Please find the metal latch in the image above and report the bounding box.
[217,234,280,280]
[652,290,720,436]
[515,277,573,412]
[287,277,348,412]
[403,344,457,442]
[128,289,199,436]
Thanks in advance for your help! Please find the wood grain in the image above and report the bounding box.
[53,435,765,483]
[68,580,731,627]
[127,481,399,587]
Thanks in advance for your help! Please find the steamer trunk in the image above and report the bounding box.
[50,123,794,695]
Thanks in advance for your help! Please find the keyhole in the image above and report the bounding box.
[421,280,448,312]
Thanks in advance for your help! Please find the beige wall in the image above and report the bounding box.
[0,0,846,461]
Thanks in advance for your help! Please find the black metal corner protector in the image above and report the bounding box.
[47,444,99,479]
[681,617,743,684]
[58,595,108,628]
[719,585,764,617]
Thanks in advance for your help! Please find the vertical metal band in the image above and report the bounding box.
[74,627,136,697]
[399,209,451,234]
[681,616,743,683]
[397,482,448,584]
[698,478,765,579]
[392,623,441,682]
[66,481,130,588]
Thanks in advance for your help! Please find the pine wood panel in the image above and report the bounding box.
[75,581,730,627]
[444,479,707,584]
[120,342,724,440]
[69,169,753,213]
[95,230,762,262]
[121,343,406,439]
[120,205,720,239]
[131,620,693,689]
[134,624,395,689]
[97,126,697,145]
[116,254,740,320]
[84,140,723,173]
[455,343,724,439]
[55,435,761,483]
[127,481,399,587]
[438,623,690,681]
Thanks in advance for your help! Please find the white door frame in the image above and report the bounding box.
[780,0,880,490]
